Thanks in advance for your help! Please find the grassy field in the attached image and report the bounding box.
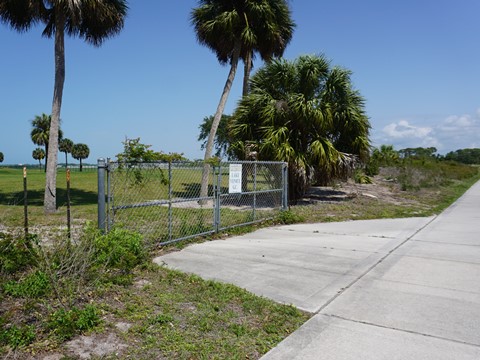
[1,162,479,359]
[0,166,283,243]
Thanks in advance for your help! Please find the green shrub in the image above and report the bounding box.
[47,305,100,341]
[276,210,305,225]
[93,228,146,271]
[354,171,373,184]
[0,324,35,348]
[0,233,38,274]
[3,270,50,298]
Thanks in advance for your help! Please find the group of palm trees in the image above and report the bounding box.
[1,0,370,211]
[30,113,90,171]
[192,1,370,202]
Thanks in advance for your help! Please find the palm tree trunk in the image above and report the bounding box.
[44,143,48,173]
[44,12,65,214]
[242,51,252,97]
[200,40,242,200]
[80,159,83,172]
[65,152,68,168]
[241,51,254,193]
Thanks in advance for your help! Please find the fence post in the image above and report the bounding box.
[168,161,173,241]
[97,158,107,232]
[23,167,28,238]
[282,162,288,210]
[214,165,221,232]
[253,162,257,220]
[66,168,71,240]
[106,158,111,231]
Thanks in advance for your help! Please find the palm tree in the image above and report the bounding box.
[198,114,234,159]
[71,143,90,172]
[30,113,63,172]
[1,1,128,213]
[230,55,371,203]
[191,0,295,199]
[59,138,74,168]
[32,147,45,169]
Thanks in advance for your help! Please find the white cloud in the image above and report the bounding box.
[440,114,474,130]
[377,109,480,153]
[383,120,432,139]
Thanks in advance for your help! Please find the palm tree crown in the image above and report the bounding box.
[30,113,63,172]
[72,143,90,171]
[191,0,295,95]
[59,137,74,167]
[230,54,371,203]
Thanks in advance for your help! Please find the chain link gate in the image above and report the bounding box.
[98,159,288,245]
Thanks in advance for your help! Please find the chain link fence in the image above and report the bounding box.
[98,159,288,245]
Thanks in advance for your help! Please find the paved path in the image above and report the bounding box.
[154,181,480,359]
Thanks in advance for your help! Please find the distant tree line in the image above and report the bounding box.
[444,148,480,164]
[365,145,480,176]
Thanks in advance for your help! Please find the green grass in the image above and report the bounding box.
[0,168,98,228]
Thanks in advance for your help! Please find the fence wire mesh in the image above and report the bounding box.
[104,160,287,245]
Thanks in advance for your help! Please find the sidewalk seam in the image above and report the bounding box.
[325,314,480,348]
[315,216,438,314]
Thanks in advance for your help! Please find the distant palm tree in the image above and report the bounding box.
[32,147,45,169]
[198,114,234,159]
[191,0,295,199]
[71,143,90,172]
[230,55,371,203]
[59,138,74,168]
[0,0,128,213]
[30,113,63,172]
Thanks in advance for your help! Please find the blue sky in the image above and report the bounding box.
[1,0,479,165]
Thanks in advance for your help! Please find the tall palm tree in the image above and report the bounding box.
[71,143,90,172]
[30,113,62,172]
[0,0,128,213]
[32,147,45,169]
[230,55,371,203]
[191,0,295,199]
[59,138,73,168]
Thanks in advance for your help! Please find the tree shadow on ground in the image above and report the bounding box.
[172,183,229,199]
[0,188,98,207]
[303,187,351,202]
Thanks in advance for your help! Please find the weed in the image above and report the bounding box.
[47,305,100,341]
[354,170,373,184]
[0,233,38,274]
[3,270,50,298]
[276,210,305,224]
[93,228,146,271]
[0,324,35,349]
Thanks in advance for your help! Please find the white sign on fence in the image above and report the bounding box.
[229,164,242,193]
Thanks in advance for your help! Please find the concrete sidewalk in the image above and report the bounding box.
[153,180,480,359]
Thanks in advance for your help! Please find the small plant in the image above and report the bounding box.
[354,170,373,184]
[0,233,38,274]
[3,270,50,298]
[93,228,146,271]
[47,305,100,341]
[0,324,36,349]
[276,210,305,225]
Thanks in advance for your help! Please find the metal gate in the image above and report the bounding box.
[98,159,288,245]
